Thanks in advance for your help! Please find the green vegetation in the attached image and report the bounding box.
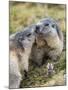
[20,50,66,88]
[9,2,66,87]
[9,2,66,34]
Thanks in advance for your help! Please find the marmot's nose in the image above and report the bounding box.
[35,25,41,33]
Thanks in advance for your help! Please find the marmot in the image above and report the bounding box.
[31,18,63,66]
[9,25,35,88]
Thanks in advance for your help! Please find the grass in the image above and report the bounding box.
[9,2,66,87]
[9,2,66,34]
[20,50,66,88]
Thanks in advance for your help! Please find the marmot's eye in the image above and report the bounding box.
[45,23,49,26]
[52,24,55,28]
[27,33,31,37]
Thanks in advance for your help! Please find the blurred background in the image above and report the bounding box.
[9,2,66,34]
[9,2,66,87]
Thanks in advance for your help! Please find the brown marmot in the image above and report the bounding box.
[9,25,35,88]
[31,18,63,66]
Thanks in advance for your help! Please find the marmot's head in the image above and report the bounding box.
[15,25,36,49]
[35,18,63,48]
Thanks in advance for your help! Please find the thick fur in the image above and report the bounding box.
[9,25,35,88]
[31,18,63,66]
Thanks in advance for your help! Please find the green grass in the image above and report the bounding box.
[9,2,66,34]
[20,50,66,88]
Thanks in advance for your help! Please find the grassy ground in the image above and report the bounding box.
[9,2,66,34]
[20,50,66,88]
[9,2,66,87]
